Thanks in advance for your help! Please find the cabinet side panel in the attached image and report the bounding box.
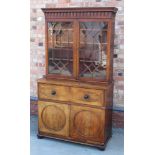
[105,83,113,107]
[104,109,112,141]
[109,19,115,82]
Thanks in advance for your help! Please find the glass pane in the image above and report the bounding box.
[48,22,73,76]
[79,22,108,79]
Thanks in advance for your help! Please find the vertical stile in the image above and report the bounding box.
[45,20,49,76]
[73,20,80,79]
[106,20,112,81]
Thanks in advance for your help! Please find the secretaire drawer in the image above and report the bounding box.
[70,87,104,106]
[38,84,70,101]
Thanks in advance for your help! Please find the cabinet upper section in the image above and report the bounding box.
[42,7,117,83]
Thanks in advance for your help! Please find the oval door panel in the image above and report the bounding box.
[41,105,66,131]
[73,110,101,138]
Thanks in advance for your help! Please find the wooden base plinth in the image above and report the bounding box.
[37,132,111,151]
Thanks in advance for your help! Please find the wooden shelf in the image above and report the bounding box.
[80,59,106,62]
[49,58,107,63]
[48,48,73,51]
[49,29,73,31]
[49,58,73,61]
[49,29,107,31]
[80,42,107,45]
[80,29,108,31]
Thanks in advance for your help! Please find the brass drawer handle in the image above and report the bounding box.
[51,90,56,96]
[84,94,90,100]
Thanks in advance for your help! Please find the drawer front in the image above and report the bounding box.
[70,87,104,106]
[38,84,70,101]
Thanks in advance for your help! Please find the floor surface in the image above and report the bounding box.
[30,115,124,155]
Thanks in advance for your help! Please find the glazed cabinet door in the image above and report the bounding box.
[70,105,105,144]
[78,21,109,80]
[38,101,69,137]
[47,21,74,77]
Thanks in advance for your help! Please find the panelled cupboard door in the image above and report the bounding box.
[38,101,69,137]
[70,105,105,144]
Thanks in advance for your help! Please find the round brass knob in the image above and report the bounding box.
[84,94,90,100]
[51,90,56,96]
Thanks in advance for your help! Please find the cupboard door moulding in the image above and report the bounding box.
[38,101,70,137]
[70,105,105,144]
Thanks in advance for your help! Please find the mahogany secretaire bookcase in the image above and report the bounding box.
[37,7,118,150]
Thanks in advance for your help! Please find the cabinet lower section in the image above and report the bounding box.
[38,100,112,148]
